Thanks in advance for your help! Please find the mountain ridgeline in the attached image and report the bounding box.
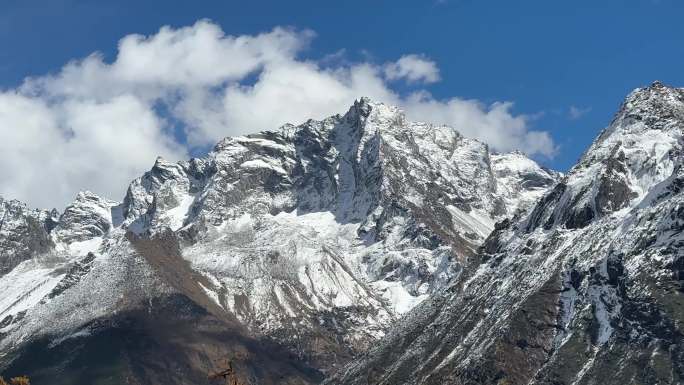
[1,83,682,385]
[327,81,684,385]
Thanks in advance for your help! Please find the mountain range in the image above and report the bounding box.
[1,82,682,385]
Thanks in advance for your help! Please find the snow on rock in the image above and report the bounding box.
[491,151,561,216]
[0,198,56,276]
[0,97,559,376]
[0,260,65,326]
[326,82,684,385]
[53,191,117,244]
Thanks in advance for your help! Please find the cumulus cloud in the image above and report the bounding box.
[384,54,440,83]
[404,93,556,157]
[0,19,556,209]
[0,92,186,209]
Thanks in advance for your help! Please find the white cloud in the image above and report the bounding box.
[568,105,591,120]
[0,20,556,209]
[384,54,440,83]
[404,92,556,157]
[0,92,186,209]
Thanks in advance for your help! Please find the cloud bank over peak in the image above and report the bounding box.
[0,20,556,209]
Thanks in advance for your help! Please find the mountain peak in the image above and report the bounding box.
[650,79,665,88]
[524,82,684,231]
[54,190,117,244]
[342,97,403,126]
[74,190,109,204]
[621,80,684,114]
[355,95,375,111]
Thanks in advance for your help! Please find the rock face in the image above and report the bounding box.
[326,82,684,385]
[53,191,118,243]
[0,98,557,384]
[0,198,56,276]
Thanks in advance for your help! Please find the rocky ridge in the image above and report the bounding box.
[0,98,558,384]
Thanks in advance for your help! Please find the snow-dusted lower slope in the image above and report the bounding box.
[0,98,558,384]
[326,82,684,385]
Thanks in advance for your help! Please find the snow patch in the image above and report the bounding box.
[240,159,287,175]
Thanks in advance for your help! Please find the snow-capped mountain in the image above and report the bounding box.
[0,98,557,384]
[326,82,684,385]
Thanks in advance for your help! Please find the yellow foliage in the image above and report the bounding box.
[10,377,30,385]
[0,376,29,385]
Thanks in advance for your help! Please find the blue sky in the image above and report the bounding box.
[1,0,683,207]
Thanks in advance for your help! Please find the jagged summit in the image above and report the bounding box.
[343,96,384,120]
[53,191,118,244]
[523,82,684,232]
[604,80,684,138]
[0,197,56,275]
